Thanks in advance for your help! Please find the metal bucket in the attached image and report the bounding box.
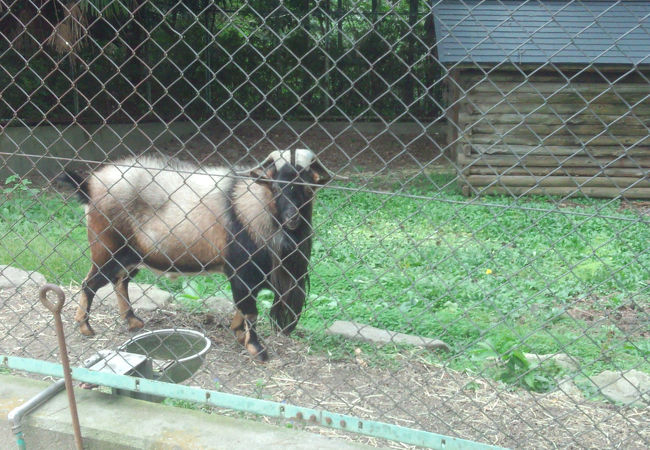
[118,328,211,383]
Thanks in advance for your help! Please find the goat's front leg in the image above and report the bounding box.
[230,291,268,362]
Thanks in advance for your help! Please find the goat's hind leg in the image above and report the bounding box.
[76,250,140,336]
[75,265,110,336]
[114,269,144,331]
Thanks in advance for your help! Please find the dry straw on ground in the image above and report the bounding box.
[1,284,647,449]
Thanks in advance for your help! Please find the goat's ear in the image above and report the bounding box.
[249,167,275,183]
[309,161,332,185]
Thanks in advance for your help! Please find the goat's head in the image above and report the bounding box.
[250,149,338,230]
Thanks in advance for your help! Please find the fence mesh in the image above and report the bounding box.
[0,0,648,448]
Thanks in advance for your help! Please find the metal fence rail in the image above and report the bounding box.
[1,1,648,448]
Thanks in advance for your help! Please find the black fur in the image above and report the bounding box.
[59,171,90,204]
[268,166,314,333]
[224,164,315,334]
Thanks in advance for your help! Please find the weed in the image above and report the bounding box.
[3,175,38,196]
[474,341,558,392]
[253,378,269,399]
[161,398,202,410]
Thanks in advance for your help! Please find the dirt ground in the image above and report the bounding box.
[152,119,448,176]
[1,284,648,450]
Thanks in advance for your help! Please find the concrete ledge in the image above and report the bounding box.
[1,375,370,449]
[0,121,198,179]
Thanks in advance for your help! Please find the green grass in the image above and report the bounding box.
[1,173,648,389]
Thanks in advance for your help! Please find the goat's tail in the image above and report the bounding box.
[59,171,90,204]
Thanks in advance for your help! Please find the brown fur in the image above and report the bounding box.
[75,204,130,335]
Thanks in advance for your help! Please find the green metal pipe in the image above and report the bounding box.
[2,355,504,450]
[15,431,25,450]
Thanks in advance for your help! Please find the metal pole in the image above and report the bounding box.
[39,284,83,450]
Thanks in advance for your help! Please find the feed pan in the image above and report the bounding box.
[118,328,211,383]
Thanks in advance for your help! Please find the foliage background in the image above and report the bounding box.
[0,0,442,125]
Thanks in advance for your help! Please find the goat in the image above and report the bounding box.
[61,149,336,361]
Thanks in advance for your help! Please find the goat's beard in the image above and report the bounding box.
[269,212,312,334]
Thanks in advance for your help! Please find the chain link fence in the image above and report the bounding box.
[0,0,648,448]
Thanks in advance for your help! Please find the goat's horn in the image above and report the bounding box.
[294,149,348,181]
[316,160,348,180]
[246,151,282,172]
[251,150,348,180]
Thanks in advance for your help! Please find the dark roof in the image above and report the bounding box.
[433,0,650,66]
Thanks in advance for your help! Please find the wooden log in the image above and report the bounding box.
[467,82,650,98]
[466,175,650,188]
[459,112,650,127]
[466,133,648,147]
[469,91,650,106]
[465,100,650,116]
[461,70,650,85]
[457,153,650,168]
[444,70,462,162]
[467,166,647,178]
[465,144,650,158]
[469,123,650,138]
[462,185,650,199]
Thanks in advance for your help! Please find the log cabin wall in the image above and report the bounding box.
[455,67,650,199]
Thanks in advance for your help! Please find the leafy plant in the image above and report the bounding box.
[253,379,268,399]
[161,398,208,412]
[3,175,38,196]
[475,342,556,392]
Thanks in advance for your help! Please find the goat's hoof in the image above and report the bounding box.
[126,315,144,331]
[234,329,246,345]
[79,321,95,336]
[247,343,269,362]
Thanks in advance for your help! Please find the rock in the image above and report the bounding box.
[95,283,172,311]
[203,296,234,317]
[556,378,583,399]
[590,369,650,407]
[524,352,579,371]
[0,265,47,290]
[326,320,450,351]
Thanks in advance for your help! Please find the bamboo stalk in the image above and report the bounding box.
[463,185,650,199]
[467,175,650,188]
